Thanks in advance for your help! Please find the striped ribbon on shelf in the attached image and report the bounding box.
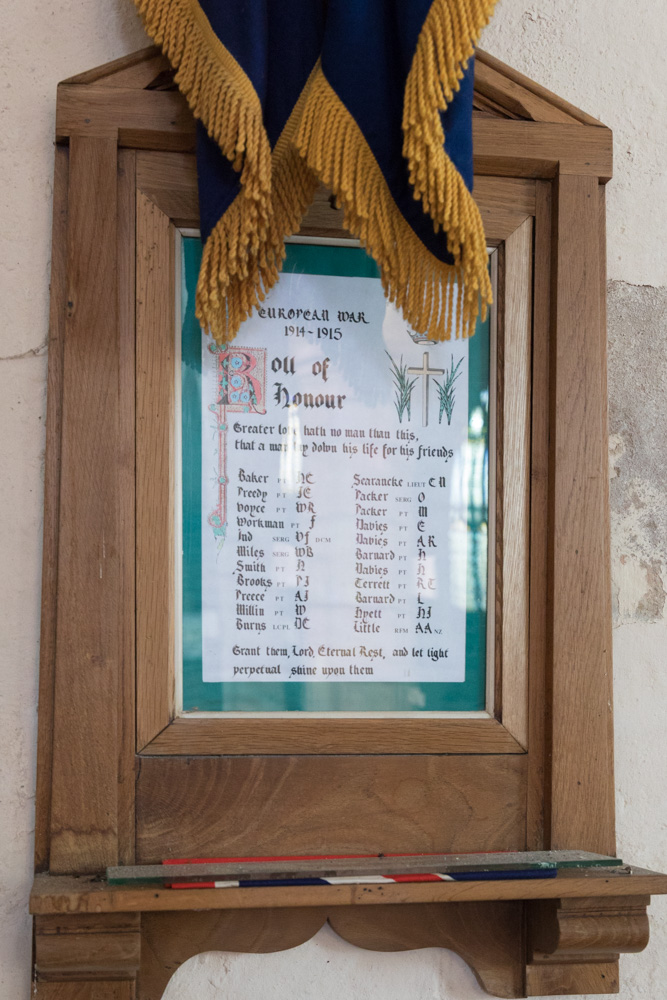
[167,870,558,889]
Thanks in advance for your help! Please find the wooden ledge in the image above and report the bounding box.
[32,872,665,997]
[31,867,667,915]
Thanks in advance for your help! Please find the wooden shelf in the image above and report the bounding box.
[31,866,667,915]
[32,868,667,999]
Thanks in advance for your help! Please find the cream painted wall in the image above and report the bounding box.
[0,0,665,997]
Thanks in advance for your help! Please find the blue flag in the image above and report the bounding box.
[135,0,495,342]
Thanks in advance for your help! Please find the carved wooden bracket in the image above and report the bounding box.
[34,913,141,983]
[529,895,650,960]
[525,896,650,996]
[328,902,524,999]
[32,897,652,1000]
[140,903,525,1000]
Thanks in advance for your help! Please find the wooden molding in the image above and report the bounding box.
[54,84,613,180]
[497,218,532,749]
[30,906,521,1000]
[31,870,667,916]
[140,715,525,755]
[35,144,69,873]
[329,903,523,999]
[34,914,141,983]
[59,45,605,130]
[135,190,175,751]
[140,909,329,1000]
[473,60,579,126]
[141,905,524,1000]
[61,46,170,89]
[134,754,527,863]
[547,174,616,856]
[117,149,138,867]
[134,164,534,756]
[528,895,650,962]
[474,50,606,129]
[29,891,655,1000]
[525,896,650,996]
[48,135,124,875]
[525,180,552,851]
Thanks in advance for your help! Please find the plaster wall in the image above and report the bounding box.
[0,1,665,998]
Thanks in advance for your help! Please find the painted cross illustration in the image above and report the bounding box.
[408,352,444,426]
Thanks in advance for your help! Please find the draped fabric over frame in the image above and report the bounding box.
[133,0,496,343]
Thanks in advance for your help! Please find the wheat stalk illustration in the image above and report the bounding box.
[387,352,416,423]
[434,356,464,425]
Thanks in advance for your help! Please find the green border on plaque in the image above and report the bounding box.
[181,237,490,712]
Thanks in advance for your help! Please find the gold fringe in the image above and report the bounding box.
[403,0,497,329]
[196,67,320,342]
[133,0,273,284]
[296,67,483,340]
[135,0,494,340]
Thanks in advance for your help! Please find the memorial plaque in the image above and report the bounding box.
[179,237,493,713]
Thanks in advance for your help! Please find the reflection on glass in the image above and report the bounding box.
[180,238,492,713]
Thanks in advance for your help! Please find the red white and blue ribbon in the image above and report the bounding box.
[166,871,557,889]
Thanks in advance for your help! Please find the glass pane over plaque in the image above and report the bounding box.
[179,236,493,713]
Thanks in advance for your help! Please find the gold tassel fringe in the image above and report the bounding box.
[133,0,274,327]
[196,67,320,342]
[403,0,497,330]
[296,67,481,340]
[135,0,494,341]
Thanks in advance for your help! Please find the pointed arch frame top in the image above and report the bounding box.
[52,46,614,181]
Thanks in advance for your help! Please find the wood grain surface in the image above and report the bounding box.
[474,51,605,128]
[136,191,175,750]
[475,120,612,180]
[49,136,122,874]
[35,145,69,873]
[529,895,650,958]
[136,151,199,228]
[35,913,140,981]
[474,60,578,126]
[548,175,615,855]
[142,716,524,755]
[32,985,135,1000]
[329,902,524,999]
[137,905,519,1000]
[54,85,613,180]
[526,962,619,996]
[499,219,533,749]
[136,754,527,862]
[56,87,196,150]
[30,869,667,915]
[525,180,553,850]
[140,910,328,1000]
[133,155,532,757]
[62,46,167,88]
[117,149,137,865]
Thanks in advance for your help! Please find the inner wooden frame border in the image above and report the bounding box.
[135,153,536,756]
[173,228,500,722]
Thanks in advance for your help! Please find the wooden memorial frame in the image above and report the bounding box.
[31,46,667,999]
[135,167,530,758]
